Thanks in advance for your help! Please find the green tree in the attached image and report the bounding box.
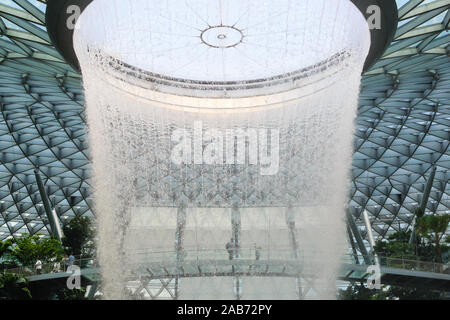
[359,229,449,300]
[377,286,440,300]
[374,229,445,263]
[0,271,31,300]
[62,216,95,256]
[10,234,64,266]
[0,239,13,259]
[374,230,426,271]
[338,281,381,300]
[375,231,417,260]
[416,214,450,264]
[56,288,87,300]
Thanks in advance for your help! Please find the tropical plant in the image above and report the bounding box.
[338,281,381,300]
[341,229,450,300]
[376,285,441,300]
[0,271,31,300]
[416,214,450,264]
[0,239,13,259]
[374,229,446,263]
[374,230,417,264]
[55,288,87,300]
[10,234,64,266]
[62,216,95,256]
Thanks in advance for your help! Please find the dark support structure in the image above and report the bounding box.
[286,206,303,299]
[174,203,186,300]
[409,166,437,245]
[45,0,398,72]
[346,210,372,265]
[231,204,242,300]
[34,168,62,241]
[45,0,93,71]
[26,260,450,295]
[286,207,300,259]
[347,225,360,265]
[350,0,398,70]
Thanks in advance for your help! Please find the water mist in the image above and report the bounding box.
[74,0,370,299]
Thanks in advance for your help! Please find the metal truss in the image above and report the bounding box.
[351,0,450,241]
[128,277,177,300]
[0,0,448,247]
[0,0,90,239]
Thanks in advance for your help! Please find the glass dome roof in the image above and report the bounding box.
[0,0,448,244]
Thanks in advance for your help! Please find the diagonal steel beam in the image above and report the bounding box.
[347,210,372,265]
[347,225,360,264]
[34,168,62,241]
[409,165,437,245]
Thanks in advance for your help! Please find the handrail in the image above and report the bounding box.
[2,250,449,278]
[1,257,97,278]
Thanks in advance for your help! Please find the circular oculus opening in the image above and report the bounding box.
[201,26,244,48]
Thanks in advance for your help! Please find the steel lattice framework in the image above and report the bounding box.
[0,0,448,244]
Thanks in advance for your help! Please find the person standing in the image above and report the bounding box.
[68,253,75,267]
[35,258,42,275]
[254,244,261,261]
[226,239,234,260]
[52,260,61,273]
